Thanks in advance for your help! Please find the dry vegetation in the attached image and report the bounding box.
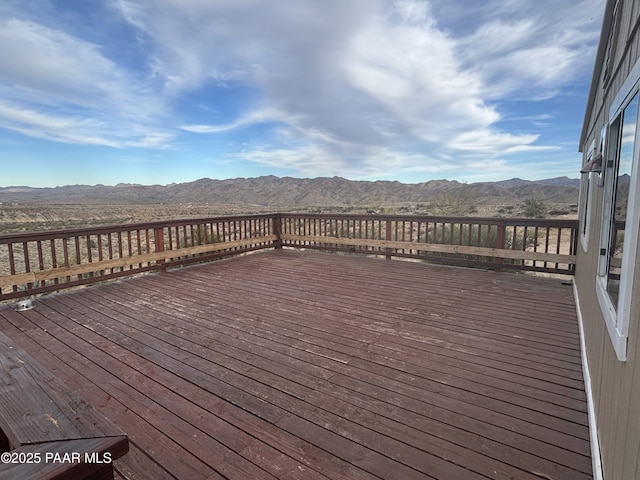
[0,203,278,235]
[0,200,578,235]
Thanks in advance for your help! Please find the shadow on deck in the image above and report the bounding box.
[0,250,591,479]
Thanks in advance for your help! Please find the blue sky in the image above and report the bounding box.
[0,0,603,187]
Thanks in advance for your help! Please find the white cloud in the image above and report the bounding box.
[0,0,602,181]
[119,0,595,178]
[0,18,154,116]
[0,100,175,148]
[0,15,171,148]
[180,108,288,133]
[0,101,118,146]
[447,0,602,99]
[128,132,176,148]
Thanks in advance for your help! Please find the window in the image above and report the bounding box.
[606,98,635,304]
[597,92,640,361]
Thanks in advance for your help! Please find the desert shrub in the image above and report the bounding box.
[428,183,478,216]
[522,198,547,218]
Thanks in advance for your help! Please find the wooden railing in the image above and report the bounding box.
[0,214,276,301]
[278,214,578,274]
[0,213,578,301]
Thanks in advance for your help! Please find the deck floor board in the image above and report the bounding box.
[0,250,592,479]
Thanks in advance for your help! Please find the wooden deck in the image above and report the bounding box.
[0,250,592,479]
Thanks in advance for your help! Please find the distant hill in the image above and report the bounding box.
[0,176,579,207]
[493,176,580,188]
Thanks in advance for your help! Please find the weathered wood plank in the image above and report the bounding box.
[0,331,124,448]
[76,256,590,477]
[0,309,229,480]
[126,270,590,437]
[123,269,591,475]
[68,287,546,479]
[0,250,592,479]
[280,234,577,263]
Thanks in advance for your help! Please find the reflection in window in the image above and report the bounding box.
[607,94,638,305]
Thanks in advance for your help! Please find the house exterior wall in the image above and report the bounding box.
[577,1,640,479]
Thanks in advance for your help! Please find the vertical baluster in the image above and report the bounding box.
[87,235,94,277]
[97,234,104,261]
[117,232,124,271]
[8,243,17,292]
[125,231,132,271]
[96,234,103,277]
[145,228,151,259]
[408,221,413,255]
[107,233,114,274]
[36,240,44,270]
[533,227,540,269]
[556,227,562,270]
[62,237,70,281]
[518,226,524,268]
[543,226,550,270]
[22,242,31,278]
[73,236,82,280]
[50,239,58,285]
[136,230,143,267]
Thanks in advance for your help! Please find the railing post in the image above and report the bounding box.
[385,219,392,260]
[274,214,283,249]
[154,227,166,271]
[570,224,578,273]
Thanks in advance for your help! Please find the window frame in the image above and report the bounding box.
[596,58,640,361]
[580,139,597,252]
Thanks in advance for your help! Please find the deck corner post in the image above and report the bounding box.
[154,227,167,271]
[274,214,283,250]
[385,219,392,260]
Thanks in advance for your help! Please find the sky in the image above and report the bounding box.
[0,0,604,188]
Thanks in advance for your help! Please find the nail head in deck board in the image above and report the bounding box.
[0,250,592,479]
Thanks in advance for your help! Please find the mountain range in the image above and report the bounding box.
[0,176,580,207]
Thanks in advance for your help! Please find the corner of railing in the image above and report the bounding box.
[273,213,283,249]
[153,227,167,271]
[385,219,392,260]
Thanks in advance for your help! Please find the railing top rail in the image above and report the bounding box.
[0,212,276,244]
[0,212,580,244]
[279,212,578,227]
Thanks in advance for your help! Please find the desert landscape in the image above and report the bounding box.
[0,174,580,300]
[0,175,579,234]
